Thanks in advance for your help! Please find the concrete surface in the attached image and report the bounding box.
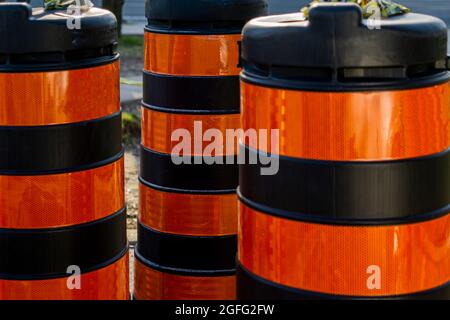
[120,76,142,103]
[122,20,145,35]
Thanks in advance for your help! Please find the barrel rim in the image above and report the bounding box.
[0,54,119,73]
[144,25,243,35]
[241,70,450,92]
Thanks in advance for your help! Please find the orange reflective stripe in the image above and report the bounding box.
[0,158,124,229]
[0,253,129,300]
[241,81,450,161]
[144,32,241,76]
[0,62,120,126]
[239,203,450,296]
[134,258,235,300]
[140,183,237,236]
[141,107,240,156]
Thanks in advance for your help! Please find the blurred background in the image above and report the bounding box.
[27,0,450,30]
[125,0,448,27]
[270,0,449,23]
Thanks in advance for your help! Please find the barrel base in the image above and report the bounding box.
[237,263,450,300]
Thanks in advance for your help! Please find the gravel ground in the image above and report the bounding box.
[119,35,143,235]
[125,149,139,230]
[119,36,144,79]
[119,36,143,292]
[123,101,140,291]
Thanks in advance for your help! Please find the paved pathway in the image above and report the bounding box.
[120,76,142,104]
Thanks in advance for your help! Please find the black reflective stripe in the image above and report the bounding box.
[135,251,235,277]
[136,222,236,275]
[239,144,450,225]
[143,71,240,114]
[237,263,450,300]
[140,145,238,193]
[0,112,122,175]
[0,208,127,280]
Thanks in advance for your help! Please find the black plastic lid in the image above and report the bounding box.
[145,0,268,34]
[241,3,450,91]
[0,3,118,71]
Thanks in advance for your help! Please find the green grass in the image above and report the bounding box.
[119,35,144,47]
[122,111,141,146]
[118,35,144,58]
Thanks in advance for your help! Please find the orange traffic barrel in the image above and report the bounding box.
[134,0,267,300]
[238,3,450,299]
[0,4,128,300]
